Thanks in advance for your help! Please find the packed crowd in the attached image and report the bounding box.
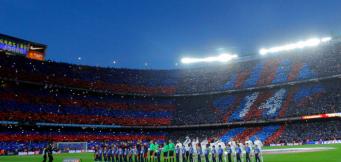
[0,81,175,126]
[175,41,341,94]
[0,35,340,158]
[0,40,340,95]
[1,119,339,157]
[0,52,177,95]
[277,120,341,144]
[173,79,341,125]
[0,77,339,126]
[0,125,167,153]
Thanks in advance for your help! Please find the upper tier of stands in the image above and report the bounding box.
[0,39,340,95]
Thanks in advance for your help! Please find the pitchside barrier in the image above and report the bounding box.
[270,140,341,146]
[63,158,81,162]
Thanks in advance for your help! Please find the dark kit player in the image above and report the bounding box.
[254,146,261,162]
[218,145,223,162]
[124,145,129,162]
[111,145,117,162]
[133,145,138,162]
[235,144,242,162]
[104,146,110,162]
[156,144,162,162]
[181,145,186,162]
[139,144,146,162]
[118,146,123,162]
[211,145,216,162]
[245,143,251,162]
[196,144,202,162]
[204,144,210,162]
[226,144,232,162]
[188,144,194,162]
[94,145,103,162]
[46,144,56,162]
[42,145,48,162]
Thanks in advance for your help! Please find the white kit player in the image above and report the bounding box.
[200,138,209,150]
[176,140,183,149]
[228,138,237,162]
[183,136,191,161]
[238,141,245,161]
[254,137,263,150]
[254,137,263,162]
[192,137,199,153]
[183,136,191,150]
[245,138,253,159]
[245,138,253,148]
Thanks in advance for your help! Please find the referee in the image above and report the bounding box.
[168,140,175,162]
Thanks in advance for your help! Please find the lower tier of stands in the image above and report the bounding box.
[0,119,339,154]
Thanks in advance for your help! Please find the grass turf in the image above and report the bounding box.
[1,144,341,162]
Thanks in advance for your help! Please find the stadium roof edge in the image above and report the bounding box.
[0,33,47,47]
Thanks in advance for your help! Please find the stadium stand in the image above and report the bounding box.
[0,81,175,126]
[0,37,340,155]
[0,40,340,95]
[174,79,340,125]
[276,120,341,144]
[1,119,340,153]
[0,126,167,152]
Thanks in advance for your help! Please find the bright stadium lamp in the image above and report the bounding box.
[259,36,332,55]
[181,53,238,64]
[321,37,332,42]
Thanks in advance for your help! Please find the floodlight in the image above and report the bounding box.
[181,53,238,64]
[259,37,332,55]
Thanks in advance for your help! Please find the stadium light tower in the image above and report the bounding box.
[181,53,238,64]
[259,37,332,55]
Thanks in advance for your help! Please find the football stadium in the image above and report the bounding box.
[0,1,341,162]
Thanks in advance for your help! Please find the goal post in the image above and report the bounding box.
[56,142,88,152]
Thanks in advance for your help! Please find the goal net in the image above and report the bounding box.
[56,142,88,152]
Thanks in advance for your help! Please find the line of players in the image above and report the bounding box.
[94,137,264,162]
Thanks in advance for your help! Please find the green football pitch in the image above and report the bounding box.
[1,144,341,162]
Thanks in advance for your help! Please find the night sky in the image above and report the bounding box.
[1,0,341,69]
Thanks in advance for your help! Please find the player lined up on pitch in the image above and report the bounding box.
[93,137,264,162]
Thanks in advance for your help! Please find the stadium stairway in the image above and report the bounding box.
[223,73,237,90]
[243,63,264,88]
[287,62,302,81]
[278,87,297,117]
[264,125,286,145]
[220,127,246,143]
[272,59,292,84]
[235,70,250,89]
[234,127,262,142]
[249,125,280,142]
[294,84,325,106]
[223,96,243,122]
[297,63,315,80]
[257,59,279,86]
